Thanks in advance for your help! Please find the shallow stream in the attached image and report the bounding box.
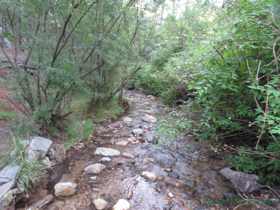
[17,91,238,210]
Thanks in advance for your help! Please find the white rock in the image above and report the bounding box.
[168,192,174,198]
[142,114,157,123]
[123,117,132,123]
[84,163,106,174]
[112,199,131,210]
[127,138,133,143]
[41,157,52,167]
[133,129,143,135]
[116,141,128,146]
[54,182,77,197]
[140,171,157,181]
[94,147,120,156]
[93,198,108,210]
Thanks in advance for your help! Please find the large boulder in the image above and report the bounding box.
[219,168,262,193]
[94,147,120,157]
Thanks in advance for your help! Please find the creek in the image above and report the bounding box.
[17,90,236,210]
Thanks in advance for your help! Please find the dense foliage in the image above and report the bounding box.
[135,0,280,184]
[0,0,155,127]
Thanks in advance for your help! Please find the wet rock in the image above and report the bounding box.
[112,199,131,210]
[27,136,53,160]
[0,165,20,184]
[142,114,157,123]
[140,171,157,181]
[25,194,54,210]
[94,147,120,156]
[101,157,111,162]
[41,157,52,166]
[219,168,262,193]
[147,136,158,144]
[127,189,133,199]
[123,117,132,123]
[54,182,77,197]
[84,163,106,174]
[122,152,134,159]
[51,144,66,164]
[0,180,15,201]
[132,129,143,135]
[168,192,174,198]
[93,198,108,210]
[116,141,128,146]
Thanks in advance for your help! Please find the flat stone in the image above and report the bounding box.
[84,163,106,174]
[94,147,120,156]
[101,157,111,162]
[54,182,77,197]
[122,152,134,159]
[0,178,10,185]
[0,180,15,200]
[116,141,128,146]
[132,129,143,135]
[112,199,131,210]
[0,165,20,182]
[93,198,108,210]
[140,171,157,181]
[29,136,53,156]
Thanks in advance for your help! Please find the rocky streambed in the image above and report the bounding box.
[12,91,280,210]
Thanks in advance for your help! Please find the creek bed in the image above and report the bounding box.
[16,91,238,210]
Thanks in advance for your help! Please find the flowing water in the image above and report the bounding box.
[17,91,241,210]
